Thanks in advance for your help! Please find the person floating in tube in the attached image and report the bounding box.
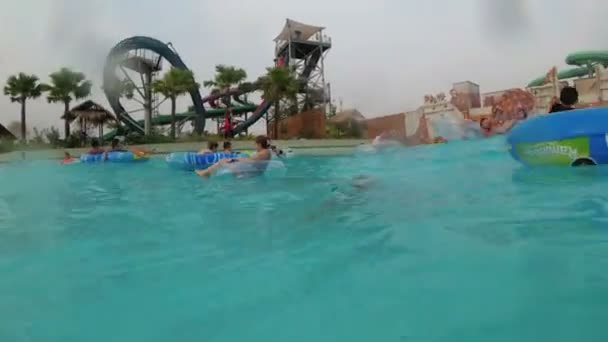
[479,117,516,137]
[549,86,578,113]
[198,141,219,154]
[110,138,128,152]
[88,139,105,155]
[223,141,233,153]
[195,135,271,178]
[61,152,78,165]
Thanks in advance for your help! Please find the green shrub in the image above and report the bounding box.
[0,140,14,153]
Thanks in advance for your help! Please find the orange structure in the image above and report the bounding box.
[365,113,406,140]
[268,108,326,139]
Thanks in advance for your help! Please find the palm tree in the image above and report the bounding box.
[257,66,299,139]
[43,68,92,139]
[203,65,247,91]
[204,65,248,108]
[3,73,43,141]
[151,67,199,140]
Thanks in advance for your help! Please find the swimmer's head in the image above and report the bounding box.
[223,141,232,151]
[111,138,119,149]
[516,108,528,120]
[207,141,219,151]
[255,135,270,150]
[480,117,493,130]
[64,151,71,158]
[91,139,100,148]
[560,86,578,106]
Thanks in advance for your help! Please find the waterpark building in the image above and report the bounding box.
[364,52,608,144]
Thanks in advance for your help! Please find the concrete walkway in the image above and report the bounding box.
[0,139,368,162]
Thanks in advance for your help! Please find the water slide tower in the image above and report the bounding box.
[274,19,332,113]
[116,49,163,135]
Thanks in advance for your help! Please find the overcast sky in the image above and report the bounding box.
[1,0,608,131]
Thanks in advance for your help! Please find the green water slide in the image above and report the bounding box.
[152,104,257,126]
[103,104,257,140]
[527,67,590,87]
[527,51,608,87]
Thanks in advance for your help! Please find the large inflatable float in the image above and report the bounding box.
[80,151,150,163]
[165,152,246,170]
[507,107,608,166]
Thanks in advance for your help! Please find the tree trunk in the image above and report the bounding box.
[99,125,103,141]
[64,101,71,139]
[273,101,280,139]
[170,97,177,140]
[20,99,26,142]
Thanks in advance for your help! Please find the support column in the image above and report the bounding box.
[144,71,153,136]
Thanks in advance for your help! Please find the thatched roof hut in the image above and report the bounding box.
[0,123,17,141]
[328,109,365,124]
[327,109,366,138]
[69,100,117,125]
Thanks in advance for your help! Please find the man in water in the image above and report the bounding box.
[195,135,271,178]
[110,138,128,152]
[88,139,105,154]
[198,141,219,154]
[479,117,515,137]
[549,86,578,113]
[223,141,233,153]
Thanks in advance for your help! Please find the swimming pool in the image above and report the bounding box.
[1,138,607,341]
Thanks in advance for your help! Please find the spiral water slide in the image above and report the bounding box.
[103,36,271,136]
[527,51,608,87]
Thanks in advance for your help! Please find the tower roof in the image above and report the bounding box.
[274,19,324,42]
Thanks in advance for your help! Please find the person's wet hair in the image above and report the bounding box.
[255,135,269,149]
[111,138,119,148]
[91,139,100,148]
[223,141,232,150]
[560,86,578,106]
[207,141,219,150]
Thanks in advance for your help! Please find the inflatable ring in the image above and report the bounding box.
[507,108,608,166]
[80,151,150,163]
[165,151,249,170]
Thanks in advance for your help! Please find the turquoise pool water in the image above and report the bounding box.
[1,138,608,341]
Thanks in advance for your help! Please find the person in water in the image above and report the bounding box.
[479,117,515,137]
[195,135,271,178]
[549,86,578,113]
[110,138,128,152]
[61,152,77,164]
[88,139,105,154]
[198,141,219,154]
[223,141,232,153]
[271,145,285,158]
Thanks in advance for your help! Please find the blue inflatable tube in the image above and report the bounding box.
[507,107,608,166]
[80,151,150,163]
[165,152,247,170]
